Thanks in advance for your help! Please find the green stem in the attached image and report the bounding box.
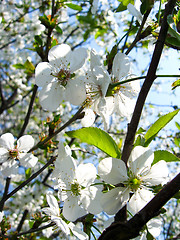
[110,74,180,89]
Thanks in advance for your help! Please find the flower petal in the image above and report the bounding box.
[35,62,54,87]
[17,135,34,151]
[76,163,97,187]
[69,47,87,72]
[128,188,154,215]
[63,196,87,221]
[0,148,9,163]
[19,153,38,168]
[39,82,64,111]
[101,187,129,215]
[69,222,88,240]
[0,133,14,150]
[64,78,86,105]
[142,160,169,186]
[81,108,96,127]
[128,146,154,176]
[48,44,71,68]
[51,216,70,235]
[112,52,130,80]
[98,157,128,185]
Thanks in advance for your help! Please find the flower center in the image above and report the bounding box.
[71,182,81,196]
[106,79,126,97]
[9,148,19,159]
[128,177,141,191]
[55,69,71,87]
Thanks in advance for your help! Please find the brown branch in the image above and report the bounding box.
[0,156,55,208]
[98,173,180,240]
[18,84,38,138]
[29,105,85,152]
[121,0,177,165]
[0,177,11,211]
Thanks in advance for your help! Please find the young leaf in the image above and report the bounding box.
[66,127,121,158]
[66,3,82,11]
[171,79,180,90]
[153,150,180,165]
[144,109,180,146]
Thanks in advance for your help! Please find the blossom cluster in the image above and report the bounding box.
[35,43,140,129]
[40,142,168,239]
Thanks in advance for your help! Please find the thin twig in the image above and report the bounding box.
[0,156,55,208]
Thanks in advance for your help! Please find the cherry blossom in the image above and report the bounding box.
[42,193,88,240]
[0,133,38,177]
[98,146,168,215]
[52,143,102,221]
[83,50,139,129]
[35,44,87,111]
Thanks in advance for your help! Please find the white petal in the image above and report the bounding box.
[128,146,154,176]
[127,3,143,23]
[0,133,15,150]
[48,44,71,62]
[51,216,70,235]
[114,94,135,119]
[0,212,4,222]
[101,187,129,215]
[92,65,111,96]
[69,223,88,240]
[65,78,86,105]
[35,62,54,87]
[0,160,19,177]
[147,218,162,237]
[39,82,64,111]
[19,153,38,168]
[90,49,102,70]
[98,157,128,185]
[81,108,96,127]
[52,155,76,181]
[142,160,169,186]
[94,97,115,130]
[76,163,97,187]
[69,48,87,72]
[63,196,87,221]
[17,135,34,151]
[112,52,130,80]
[0,148,9,163]
[57,141,72,159]
[128,188,154,215]
[85,186,103,214]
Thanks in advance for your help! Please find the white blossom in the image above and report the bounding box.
[53,143,102,221]
[0,133,38,177]
[42,193,88,240]
[35,44,87,111]
[98,146,168,215]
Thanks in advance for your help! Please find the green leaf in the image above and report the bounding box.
[66,127,121,158]
[116,0,134,12]
[66,3,82,11]
[171,79,180,90]
[144,109,180,146]
[24,59,35,74]
[153,150,180,165]
[12,63,25,69]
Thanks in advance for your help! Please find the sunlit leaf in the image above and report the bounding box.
[144,109,180,146]
[153,150,180,165]
[66,127,121,158]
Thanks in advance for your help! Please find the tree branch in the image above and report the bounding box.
[121,0,177,165]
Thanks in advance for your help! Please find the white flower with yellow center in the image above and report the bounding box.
[54,151,102,221]
[82,50,139,129]
[0,133,38,177]
[98,146,168,215]
[35,44,87,111]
